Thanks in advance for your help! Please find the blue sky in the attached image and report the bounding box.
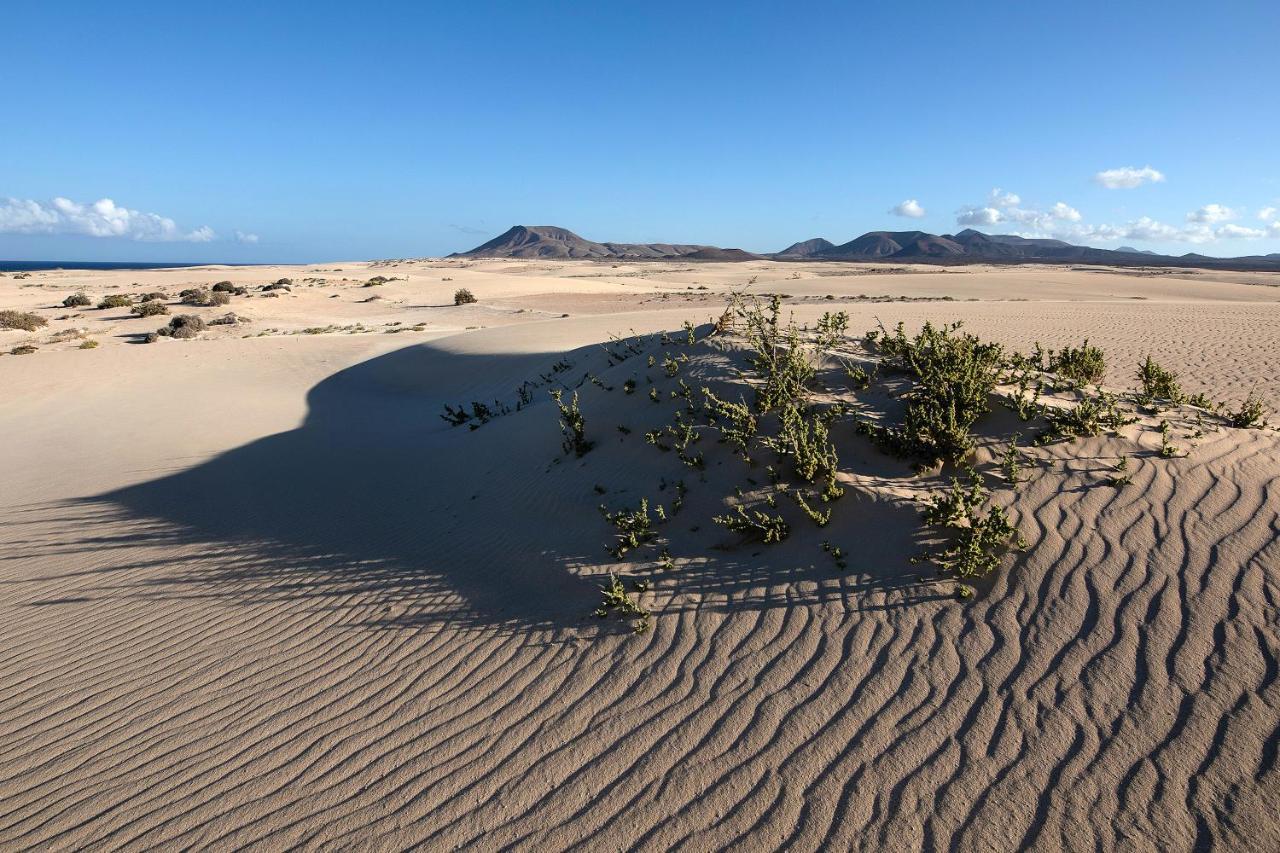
[3,0,1278,262]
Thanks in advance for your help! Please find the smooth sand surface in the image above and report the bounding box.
[2,259,1278,850]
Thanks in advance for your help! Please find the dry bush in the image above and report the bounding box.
[0,310,47,331]
[131,300,169,317]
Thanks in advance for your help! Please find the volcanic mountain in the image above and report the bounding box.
[776,238,835,258]
[451,226,713,260]
[453,225,1280,270]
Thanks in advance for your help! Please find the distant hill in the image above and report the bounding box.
[776,238,834,257]
[451,225,711,260]
[452,225,1280,270]
[777,227,1280,269]
[681,247,766,261]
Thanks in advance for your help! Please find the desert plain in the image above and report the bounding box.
[2,257,1279,850]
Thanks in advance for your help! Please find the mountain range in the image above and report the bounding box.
[453,225,1280,270]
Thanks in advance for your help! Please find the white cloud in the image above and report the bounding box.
[0,196,217,242]
[956,191,1084,230]
[234,230,260,244]
[988,188,1020,208]
[1216,224,1265,239]
[1050,202,1082,222]
[889,199,926,218]
[1062,216,1268,245]
[1093,165,1166,189]
[1259,207,1277,221]
[1186,204,1235,223]
[1270,221,1280,237]
[956,206,1003,226]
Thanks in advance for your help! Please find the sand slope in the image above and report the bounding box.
[2,260,1278,849]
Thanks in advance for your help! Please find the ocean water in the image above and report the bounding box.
[0,260,264,273]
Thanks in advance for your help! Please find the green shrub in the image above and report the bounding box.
[713,505,790,543]
[594,573,652,634]
[920,474,1026,578]
[0,310,47,331]
[1038,391,1135,443]
[702,389,758,462]
[98,294,135,309]
[78,339,100,349]
[550,389,592,457]
[1136,355,1185,405]
[816,310,849,348]
[212,281,246,295]
[601,498,655,559]
[739,295,815,413]
[1047,339,1106,385]
[1226,393,1268,429]
[870,321,1005,465]
[62,292,92,308]
[454,288,477,305]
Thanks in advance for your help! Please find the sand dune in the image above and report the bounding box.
[2,259,1278,849]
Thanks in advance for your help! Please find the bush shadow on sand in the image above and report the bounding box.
[73,337,940,634]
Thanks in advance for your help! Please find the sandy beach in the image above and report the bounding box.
[2,258,1278,850]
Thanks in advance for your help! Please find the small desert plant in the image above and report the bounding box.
[601,498,655,559]
[1226,393,1268,429]
[131,300,169,317]
[62,291,92,308]
[816,310,849,349]
[1038,390,1135,443]
[1000,436,1027,484]
[212,281,246,295]
[594,573,652,634]
[1158,420,1181,458]
[550,389,592,457]
[98,294,135,309]
[739,295,815,413]
[179,287,226,307]
[869,320,1005,465]
[1047,339,1106,386]
[623,378,637,394]
[767,404,843,500]
[1136,355,1185,406]
[1005,366,1044,421]
[453,288,477,305]
[9,344,38,355]
[1105,454,1133,487]
[0,310,47,331]
[702,389,758,462]
[78,339,99,349]
[713,505,790,543]
[790,490,832,526]
[155,314,207,340]
[920,474,1026,579]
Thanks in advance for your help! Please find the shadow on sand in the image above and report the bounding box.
[63,338,940,634]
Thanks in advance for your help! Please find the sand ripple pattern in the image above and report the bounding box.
[2,359,1278,851]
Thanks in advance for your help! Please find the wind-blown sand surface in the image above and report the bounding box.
[2,259,1278,850]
